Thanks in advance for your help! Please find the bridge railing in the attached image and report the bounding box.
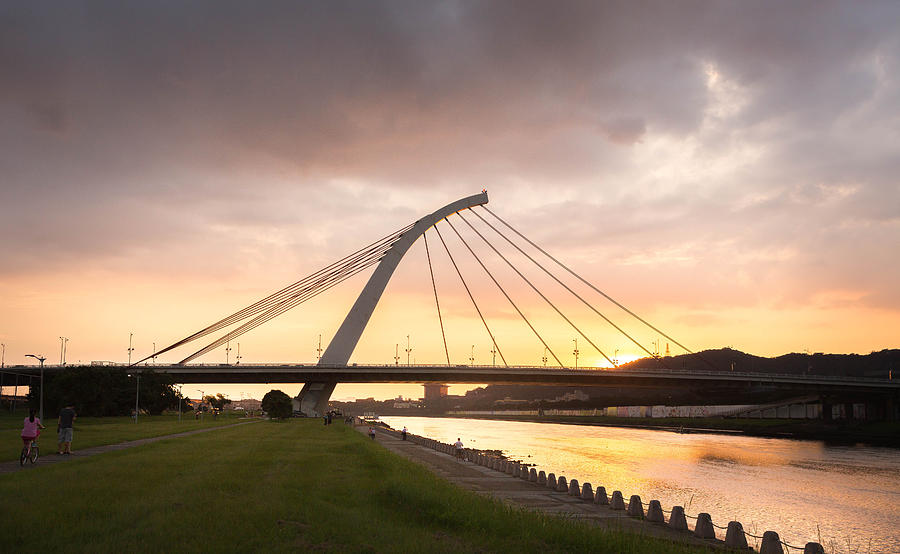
[11,362,897,385]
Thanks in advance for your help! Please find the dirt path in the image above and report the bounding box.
[1,420,259,475]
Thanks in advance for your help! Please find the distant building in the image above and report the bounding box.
[423,383,448,400]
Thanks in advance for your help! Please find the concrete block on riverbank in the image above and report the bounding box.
[537,470,546,484]
[669,506,688,530]
[646,500,664,522]
[547,473,556,489]
[725,521,748,549]
[610,490,625,510]
[529,468,537,482]
[581,482,593,501]
[693,513,715,539]
[594,486,608,505]
[803,543,824,554]
[506,462,515,475]
[556,476,568,492]
[760,531,784,554]
[520,465,530,480]
[627,495,644,517]
[568,479,580,496]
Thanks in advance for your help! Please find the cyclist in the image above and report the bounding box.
[21,408,45,458]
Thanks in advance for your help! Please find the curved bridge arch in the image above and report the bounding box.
[297,191,489,415]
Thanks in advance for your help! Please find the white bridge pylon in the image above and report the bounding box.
[296,191,489,416]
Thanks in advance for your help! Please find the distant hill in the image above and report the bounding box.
[621,347,900,378]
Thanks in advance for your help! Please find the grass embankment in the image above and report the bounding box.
[1,411,247,456]
[444,413,900,445]
[0,419,708,553]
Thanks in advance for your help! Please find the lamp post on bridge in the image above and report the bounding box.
[59,337,68,366]
[127,332,135,365]
[405,335,412,367]
[2,343,6,368]
[572,339,579,370]
[226,340,231,365]
[469,345,475,366]
[542,347,547,367]
[490,346,496,367]
[316,334,322,362]
[613,348,619,367]
[394,344,400,366]
[25,354,45,421]
[152,342,157,365]
[236,343,241,365]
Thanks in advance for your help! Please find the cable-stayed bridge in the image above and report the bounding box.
[106,191,897,417]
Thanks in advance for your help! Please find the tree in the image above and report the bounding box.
[261,389,292,419]
[27,367,180,417]
[202,393,232,410]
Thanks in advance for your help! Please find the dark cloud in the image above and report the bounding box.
[1,0,898,318]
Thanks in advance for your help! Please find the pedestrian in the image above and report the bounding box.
[327,412,333,425]
[401,426,408,440]
[368,426,376,440]
[57,402,77,455]
[454,437,464,460]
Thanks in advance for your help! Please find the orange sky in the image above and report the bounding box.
[2,3,899,401]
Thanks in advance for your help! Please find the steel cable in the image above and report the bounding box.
[480,206,711,368]
[432,224,508,367]
[179,254,383,363]
[469,208,654,362]
[133,223,412,365]
[457,211,616,367]
[443,217,564,368]
[424,232,452,367]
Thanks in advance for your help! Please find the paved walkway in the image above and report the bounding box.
[362,424,722,551]
[1,420,259,475]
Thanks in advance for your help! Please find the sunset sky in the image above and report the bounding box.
[2,1,898,401]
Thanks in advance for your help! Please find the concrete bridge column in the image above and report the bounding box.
[294,381,336,417]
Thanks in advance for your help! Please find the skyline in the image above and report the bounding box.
[2,1,899,400]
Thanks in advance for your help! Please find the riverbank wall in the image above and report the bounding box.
[368,417,827,554]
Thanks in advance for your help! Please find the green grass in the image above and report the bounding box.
[0,419,709,553]
[1,410,247,457]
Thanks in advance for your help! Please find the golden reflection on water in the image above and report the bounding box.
[381,416,900,554]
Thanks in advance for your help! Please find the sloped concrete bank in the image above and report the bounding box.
[361,419,826,554]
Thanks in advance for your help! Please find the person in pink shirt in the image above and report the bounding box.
[21,408,45,456]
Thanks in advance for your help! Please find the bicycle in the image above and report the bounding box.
[19,440,39,466]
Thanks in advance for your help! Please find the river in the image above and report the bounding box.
[380,416,900,553]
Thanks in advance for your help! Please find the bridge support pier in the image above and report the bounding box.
[294,382,337,417]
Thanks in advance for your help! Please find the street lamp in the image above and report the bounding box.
[226,339,231,365]
[405,335,412,366]
[1,343,5,368]
[25,354,46,421]
[236,343,241,365]
[469,345,475,366]
[59,337,68,366]
[127,332,135,365]
[196,389,205,420]
[176,384,183,423]
[572,339,579,370]
[152,342,157,365]
[542,346,547,367]
[127,372,140,423]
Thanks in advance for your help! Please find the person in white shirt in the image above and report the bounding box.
[454,437,464,460]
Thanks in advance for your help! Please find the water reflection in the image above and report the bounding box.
[382,416,900,554]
